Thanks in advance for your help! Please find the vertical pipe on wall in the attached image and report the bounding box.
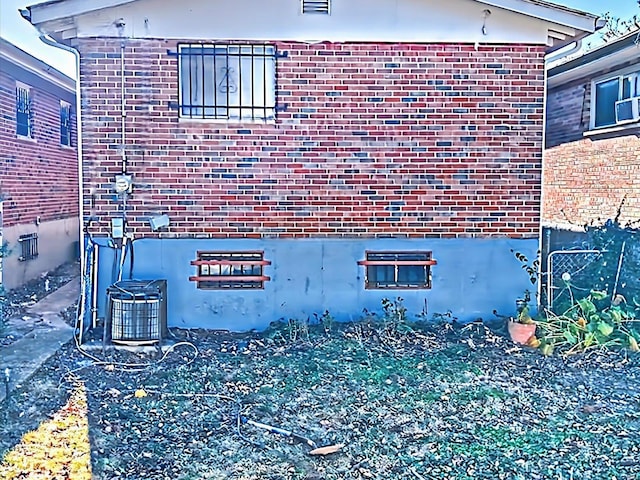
[120,39,127,174]
[91,244,99,328]
[35,33,85,283]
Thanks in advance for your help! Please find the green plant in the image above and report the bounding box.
[537,288,640,356]
[514,290,534,324]
[286,317,310,343]
[313,310,334,336]
[511,249,540,285]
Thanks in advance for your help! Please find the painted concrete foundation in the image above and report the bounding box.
[89,237,537,331]
[3,218,80,290]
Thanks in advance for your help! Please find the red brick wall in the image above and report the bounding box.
[544,135,640,227]
[76,39,545,239]
[543,77,640,227]
[0,70,78,227]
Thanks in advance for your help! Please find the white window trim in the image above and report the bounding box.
[589,65,640,131]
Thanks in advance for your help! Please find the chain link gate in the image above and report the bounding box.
[546,250,604,311]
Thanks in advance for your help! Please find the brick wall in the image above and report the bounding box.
[543,134,640,227]
[76,39,545,239]
[545,82,590,149]
[0,70,78,228]
[543,70,640,227]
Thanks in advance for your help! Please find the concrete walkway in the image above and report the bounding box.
[0,278,79,403]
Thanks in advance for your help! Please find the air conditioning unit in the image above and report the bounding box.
[615,96,640,123]
[105,280,167,346]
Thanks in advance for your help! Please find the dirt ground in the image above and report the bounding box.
[0,261,79,346]
[1,312,639,480]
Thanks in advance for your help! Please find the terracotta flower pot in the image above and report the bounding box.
[507,320,537,345]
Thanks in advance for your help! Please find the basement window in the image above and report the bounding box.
[16,83,33,138]
[60,101,72,146]
[358,251,436,289]
[178,44,276,121]
[189,251,271,289]
[18,233,38,261]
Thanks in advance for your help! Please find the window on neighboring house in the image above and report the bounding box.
[593,69,640,128]
[189,251,271,289]
[178,44,276,121]
[358,251,437,289]
[16,83,33,138]
[18,233,38,261]
[60,101,72,146]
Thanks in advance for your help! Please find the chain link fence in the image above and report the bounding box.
[542,223,640,313]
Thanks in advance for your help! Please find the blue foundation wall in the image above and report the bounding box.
[90,237,538,331]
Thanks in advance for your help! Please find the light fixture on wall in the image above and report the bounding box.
[482,9,491,36]
[149,214,170,231]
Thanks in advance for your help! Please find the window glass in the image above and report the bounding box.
[16,85,32,138]
[594,78,619,127]
[179,44,276,121]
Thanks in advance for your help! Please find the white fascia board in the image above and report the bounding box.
[28,0,135,25]
[476,0,599,33]
[548,47,640,89]
[0,39,75,92]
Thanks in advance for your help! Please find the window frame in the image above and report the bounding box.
[590,66,640,129]
[16,82,34,139]
[358,251,436,290]
[60,100,72,147]
[177,43,277,123]
[18,232,39,261]
[189,251,271,290]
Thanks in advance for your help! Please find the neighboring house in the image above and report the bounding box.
[544,29,640,229]
[24,0,600,332]
[0,37,78,291]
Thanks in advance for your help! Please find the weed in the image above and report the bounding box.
[313,310,334,336]
[287,317,310,343]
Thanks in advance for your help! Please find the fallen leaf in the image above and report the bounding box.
[309,443,345,456]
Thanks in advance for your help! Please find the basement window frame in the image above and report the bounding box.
[60,100,72,147]
[18,232,39,262]
[177,43,277,122]
[590,66,640,129]
[358,251,436,290]
[189,251,271,290]
[16,82,34,139]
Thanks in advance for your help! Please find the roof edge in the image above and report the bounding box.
[0,37,75,92]
[548,29,640,80]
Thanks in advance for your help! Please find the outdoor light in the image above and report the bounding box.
[149,214,170,231]
[482,9,491,36]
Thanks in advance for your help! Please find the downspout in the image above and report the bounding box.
[30,30,85,275]
[31,30,91,339]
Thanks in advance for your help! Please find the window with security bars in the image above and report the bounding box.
[18,233,38,261]
[60,101,72,146]
[16,84,33,138]
[358,251,436,289]
[190,251,271,289]
[178,44,276,121]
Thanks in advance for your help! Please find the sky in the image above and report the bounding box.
[0,0,639,80]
